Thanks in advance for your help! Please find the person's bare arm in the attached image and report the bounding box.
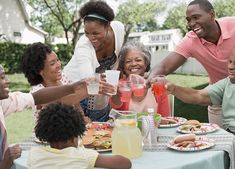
[166,82,212,106]
[149,52,187,79]
[32,80,87,105]
[60,92,88,106]
[95,155,131,169]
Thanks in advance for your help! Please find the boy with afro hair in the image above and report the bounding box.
[27,103,131,169]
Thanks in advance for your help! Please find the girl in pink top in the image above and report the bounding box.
[110,41,170,116]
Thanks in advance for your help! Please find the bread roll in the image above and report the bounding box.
[184,120,201,126]
[174,134,196,144]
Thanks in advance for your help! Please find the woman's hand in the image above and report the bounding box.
[99,81,116,96]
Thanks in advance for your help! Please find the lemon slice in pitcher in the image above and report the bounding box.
[115,119,137,127]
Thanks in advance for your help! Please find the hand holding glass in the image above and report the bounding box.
[118,80,132,102]
[86,74,100,95]
[105,70,120,95]
[129,74,145,97]
[152,75,166,96]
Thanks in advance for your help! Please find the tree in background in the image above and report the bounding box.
[116,0,166,42]
[162,2,187,36]
[27,0,86,48]
[213,0,235,18]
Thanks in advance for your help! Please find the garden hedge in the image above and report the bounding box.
[0,42,73,73]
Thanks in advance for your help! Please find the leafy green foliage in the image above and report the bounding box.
[213,0,235,18]
[116,0,166,42]
[49,43,74,67]
[0,42,73,73]
[26,0,85,47]
[162,3,188,35]
[0,42,27,73]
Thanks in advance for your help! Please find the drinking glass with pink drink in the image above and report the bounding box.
[118,80,132,102]
[132,84,145,96]
[129,74,145,97]
[152,75,166,96]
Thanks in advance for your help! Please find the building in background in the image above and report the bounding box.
[128,29,183,52]
[0,0,47,44]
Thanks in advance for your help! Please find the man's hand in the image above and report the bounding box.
[0,145,21,169]
[9,144,22,160]
[165,82,176,94]
[72,80,88,96]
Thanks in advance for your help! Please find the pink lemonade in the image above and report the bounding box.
[132,84,145,97]
[153,82,165,96]
[120,88,132,102]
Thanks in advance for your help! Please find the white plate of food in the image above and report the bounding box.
[177,120,219,134]
[82,122,112,152]
[159,117,187,128]
[167,134,215,151]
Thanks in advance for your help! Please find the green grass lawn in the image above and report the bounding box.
[8,73,30,92]
[6,109,34,144]
[5,73,209,144]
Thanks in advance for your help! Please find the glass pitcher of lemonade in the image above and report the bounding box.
[111,110,143,159]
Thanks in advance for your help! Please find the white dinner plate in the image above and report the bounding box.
[177,123,220,134]
[167,137,215,152]
[34,137,48,144]
[159,117,187,128]
[95,148,112,153]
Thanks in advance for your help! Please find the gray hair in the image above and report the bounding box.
[118,41,151,75]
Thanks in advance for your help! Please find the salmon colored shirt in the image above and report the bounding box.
[0,92,34,156]
[175,17,235,84]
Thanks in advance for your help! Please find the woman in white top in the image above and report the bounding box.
[63,1,125,122]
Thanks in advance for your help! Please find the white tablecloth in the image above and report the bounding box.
[11,127,233,169]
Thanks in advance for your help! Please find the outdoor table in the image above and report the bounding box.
[11,126,234,169]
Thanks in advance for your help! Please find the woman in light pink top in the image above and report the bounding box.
[110,41,170,116]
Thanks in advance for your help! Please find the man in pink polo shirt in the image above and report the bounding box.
[149,0,235,127]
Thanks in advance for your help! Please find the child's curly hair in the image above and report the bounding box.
[35,103,86,143]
